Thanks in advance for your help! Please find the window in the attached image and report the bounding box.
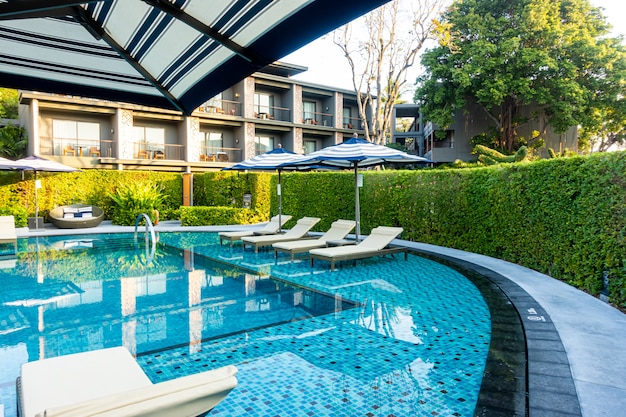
[304,140,317,154]
[205,132,223,154]
[254,93,274,117]
[343,107,353,128]
[303,101,316,122]
[255,135,274,155]
[134,126,165,148]
[53,119,100,147]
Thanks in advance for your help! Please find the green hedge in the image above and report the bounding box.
[179,206,265,226]
[193,171,272,219]
[0,170,182,221]
[277,152,626,308]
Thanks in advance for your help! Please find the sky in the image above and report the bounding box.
[282,0,626,92]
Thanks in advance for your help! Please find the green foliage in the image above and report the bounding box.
[0,123,28,159]
[416,0,626,153]
[109,182,166,225]
[193,171,272,219]
[179,206,264,226]
[0,205,28,227]
[0,88,18,119]
[474,145,529,164]
[275,152,626,308]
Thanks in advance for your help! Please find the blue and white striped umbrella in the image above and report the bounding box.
[0,0,389,115]
[280,137,431,240]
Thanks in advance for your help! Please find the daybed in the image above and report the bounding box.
[49,204,104,229]
[242,217,321,253]
[272,219,356,260]
[309,226,407,271]
[218,214,292,247]
[17,346,237,417]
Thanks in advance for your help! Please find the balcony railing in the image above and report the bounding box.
[199,147,242,163]
[254,105,291,122]
[198,99,241,116]
[134,142,185,160]
[40,137,113,157]
[342,116,364,130]
[302,111,333,127]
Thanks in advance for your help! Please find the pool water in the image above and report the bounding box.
[0,232,491,416]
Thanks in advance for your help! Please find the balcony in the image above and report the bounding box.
[342,116,364,130]
[134,142,185,160]
[199,147,242,163]
[254,105,291,122]
[40,137,113,158]
[198,99,241,116]
[302,111,333,127]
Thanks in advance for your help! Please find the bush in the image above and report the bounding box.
[109,182,166,226]
[0,205,28,227]
[179,206,264,226]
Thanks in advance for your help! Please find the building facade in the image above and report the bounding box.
[18,63,372,172]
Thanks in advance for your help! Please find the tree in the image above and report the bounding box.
[333,0,446,144]
[0,88,19,119]
[415,0,626,153]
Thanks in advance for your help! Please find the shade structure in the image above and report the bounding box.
[223,147,311,230]
[0,156,36,170]
[15,156,80,229]
[280,137,431,241]
[0,0,389,115]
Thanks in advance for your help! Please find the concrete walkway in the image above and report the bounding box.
[15,221,626,416]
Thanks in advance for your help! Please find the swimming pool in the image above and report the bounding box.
[1,232,495,416]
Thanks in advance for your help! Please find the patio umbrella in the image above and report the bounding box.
[15,156,80,229]
[0,0,389,115]
[281,136,431,241]
[223,147,310,230]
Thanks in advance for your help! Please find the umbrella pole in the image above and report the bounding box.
[355,165,360,242]
[277,170,282,232]
[34,171,39,230]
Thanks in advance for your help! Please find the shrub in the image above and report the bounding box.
[0,205,27,227]
[109,182,166,226]
[179,206,264,226]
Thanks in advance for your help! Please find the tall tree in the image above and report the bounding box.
[415,0,626,153]
[334,0,446,144]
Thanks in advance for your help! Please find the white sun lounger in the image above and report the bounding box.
[218,214,292,246]
[309,226,407,271]
[272,219,356,260]
[241,217,321,253]
[0,215,18,255]
[17,347,237,417]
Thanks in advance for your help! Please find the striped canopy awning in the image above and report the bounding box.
[0,0,389,115]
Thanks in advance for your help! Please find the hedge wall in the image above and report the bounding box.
[276,152,626,307]
[0,170,183,221]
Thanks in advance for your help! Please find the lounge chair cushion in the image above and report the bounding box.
[241,217,321,251]
[218,215,292,245]
[18,347,237,417]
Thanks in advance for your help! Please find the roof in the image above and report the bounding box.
[0,0,389,115]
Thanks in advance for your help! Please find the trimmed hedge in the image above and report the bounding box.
[277,152,626,308]
[179,206,265,226]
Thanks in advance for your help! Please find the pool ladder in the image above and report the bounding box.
[134,213,157,265]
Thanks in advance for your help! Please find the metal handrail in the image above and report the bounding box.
[134,213,156,265]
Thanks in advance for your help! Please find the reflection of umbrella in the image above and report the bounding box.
[281,136,431,240]
[0,1,389,115]
[223,147,310,230]
[16,156,80,229]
